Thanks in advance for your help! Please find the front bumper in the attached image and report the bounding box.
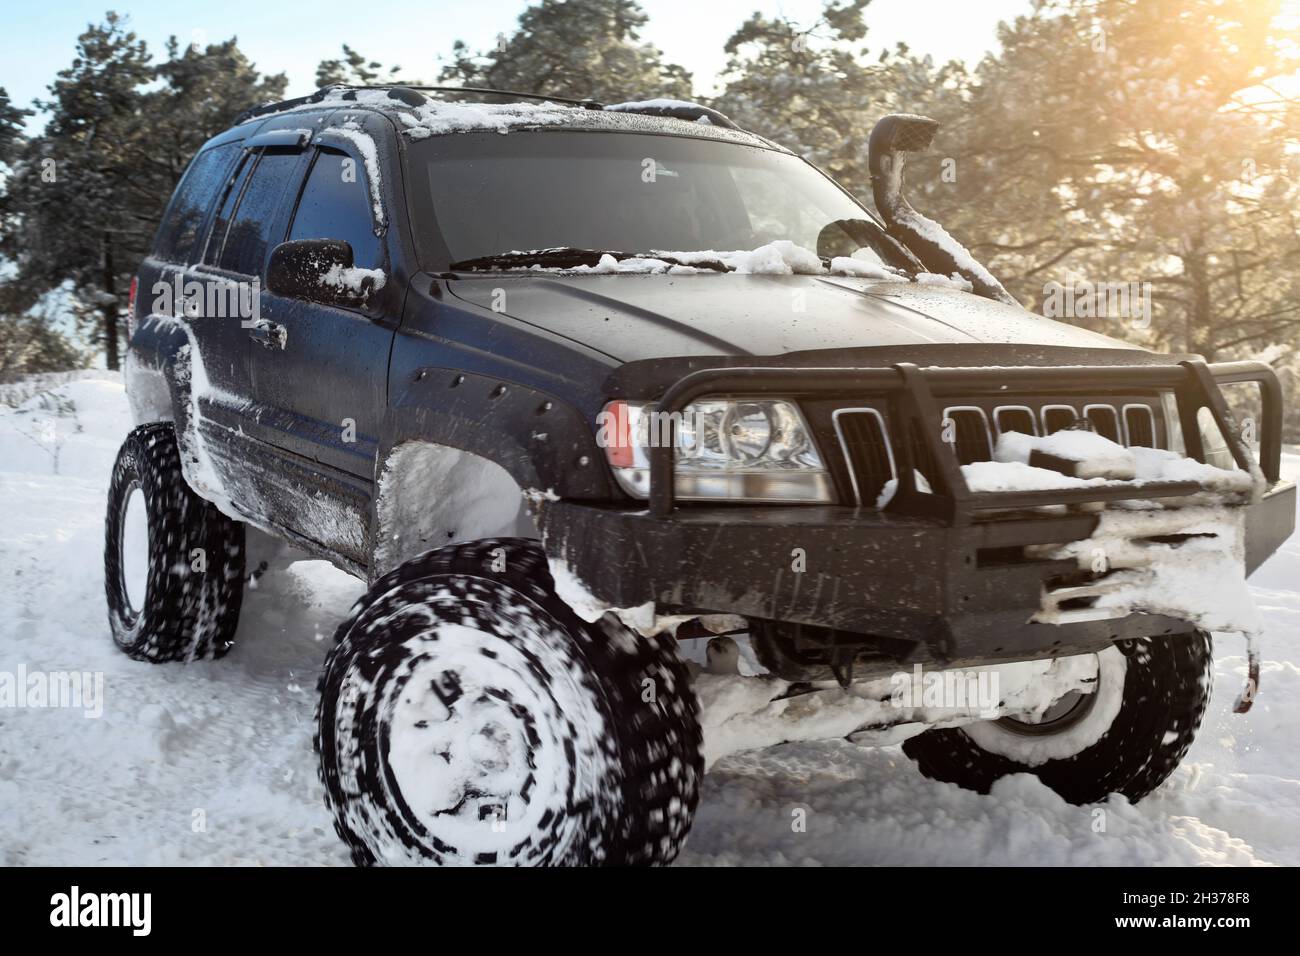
[544,358,1294,667]
[546,481,1293,667]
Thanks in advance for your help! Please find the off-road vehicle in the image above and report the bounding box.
[109,86,1295,866]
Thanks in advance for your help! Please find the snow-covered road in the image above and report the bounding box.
[2,373,1297,866]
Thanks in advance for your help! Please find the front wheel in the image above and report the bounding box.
[315,538,703,866]
[903,634,1212,804]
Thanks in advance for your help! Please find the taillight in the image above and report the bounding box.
[127,275,139,336]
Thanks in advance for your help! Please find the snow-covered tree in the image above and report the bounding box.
[316,44,411,88]
[2,14,284,370]
[440,0,692,102]
[940,0,1300,358]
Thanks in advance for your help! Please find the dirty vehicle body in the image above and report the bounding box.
[110,86,1295,865]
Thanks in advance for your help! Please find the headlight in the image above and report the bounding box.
[598,399,833,503]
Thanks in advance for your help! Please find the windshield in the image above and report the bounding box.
[411,130,919,273]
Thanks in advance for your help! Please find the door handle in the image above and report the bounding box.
[247,319,287,350]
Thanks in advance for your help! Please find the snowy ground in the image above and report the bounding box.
[1,372,1297,866]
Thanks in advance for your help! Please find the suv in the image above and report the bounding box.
[109,86,1295,866]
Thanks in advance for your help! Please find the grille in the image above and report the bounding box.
[995,406,1037,436]
[1124,405,1155,447]
[833,409,894,505]
[838,400,1160,506]
[1084,405,1120,442]
[1042,405,1078,434]
[944,407,993,465]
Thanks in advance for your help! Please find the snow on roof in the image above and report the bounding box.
[396,100,576,139]
[604,99,722,124]
[239,87,777,150]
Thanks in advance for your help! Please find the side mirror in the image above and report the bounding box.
[266,239,380,307]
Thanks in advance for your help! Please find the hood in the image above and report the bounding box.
[447,273,1143,362]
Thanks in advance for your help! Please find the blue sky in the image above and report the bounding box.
[4,0,1033,125]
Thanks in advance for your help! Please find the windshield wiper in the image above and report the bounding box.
[449,247,730,273]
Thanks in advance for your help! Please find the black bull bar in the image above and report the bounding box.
[648,359,1284,520]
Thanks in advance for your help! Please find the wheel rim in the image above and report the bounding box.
[380,621,605,864]
[118,482,149,619]
[995,684,1098,736]
[963,646,1126,766]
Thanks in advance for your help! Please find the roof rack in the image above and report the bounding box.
[602,100,739,130]
[233,84,603,125]
[233,84,743,132]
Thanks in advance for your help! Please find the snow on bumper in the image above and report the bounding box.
[539,478,1294,668]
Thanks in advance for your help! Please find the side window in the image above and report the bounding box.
[289,148,382,269]
[218,149,301,277]
[202,152,255,266]
[153,143,239,264]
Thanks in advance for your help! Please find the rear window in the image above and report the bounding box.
[153,143,240,264]
[217,149,301,277]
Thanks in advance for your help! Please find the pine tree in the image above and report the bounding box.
[3,14,285,370]
[932,0,1300,358]
[316,44,411,88]
[440,0,692,102]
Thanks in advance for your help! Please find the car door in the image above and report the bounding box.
[246,125,399,568]
[141,139,268,508]
[185,138,309,531]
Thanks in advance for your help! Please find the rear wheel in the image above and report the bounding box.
[316,538,703,866]
[903,634,1212,804]
[104,423,245,662]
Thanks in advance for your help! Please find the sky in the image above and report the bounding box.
[2,0,1034,125]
